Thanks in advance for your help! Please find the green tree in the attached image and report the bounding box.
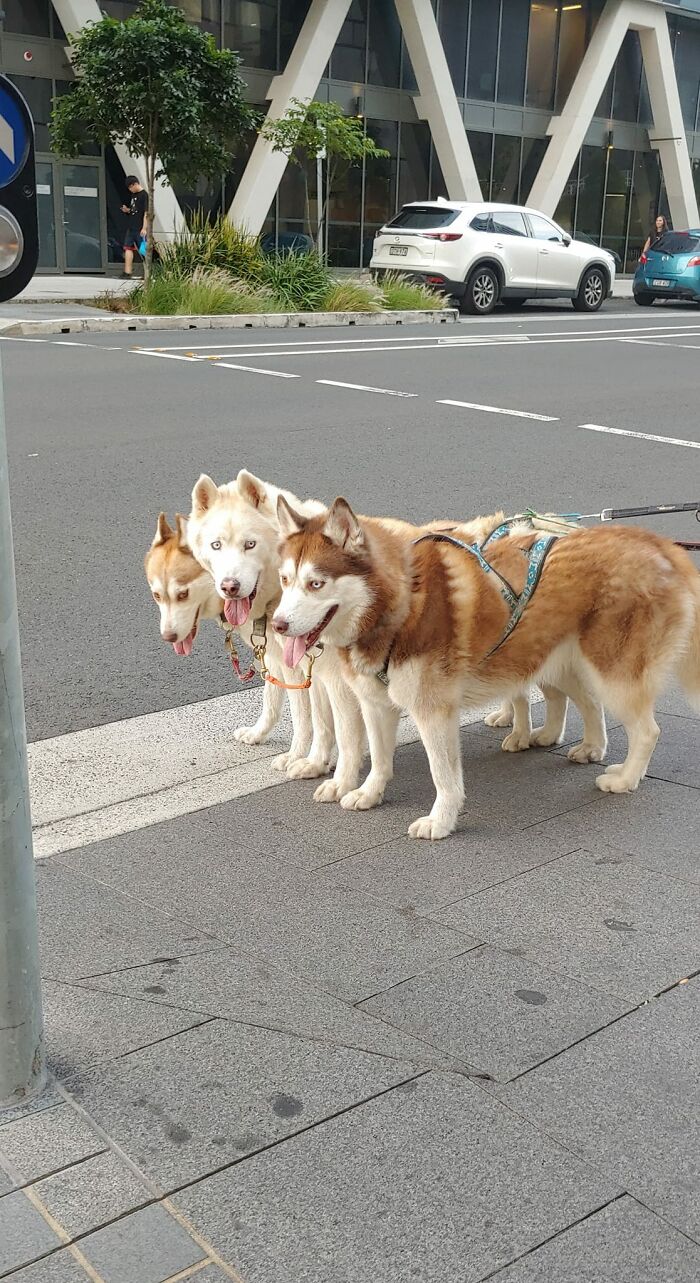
[260,98,389,248]
[50,0,256,279]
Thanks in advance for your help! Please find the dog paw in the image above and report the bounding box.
[287,757,331,780]
[408,815,454,841]
[484,708,512,728]
[595,768,638,794]
[313,779,344,803]
[234,725,268,745]
[530,728,564,748]
[340,786,384,811]
[501,730,531,753]
[568,741,606,764]
[272,752,294,772]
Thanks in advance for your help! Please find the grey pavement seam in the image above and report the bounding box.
[0,1147,108,1199]
[40,943,232,985]
[476,1194,627,1281]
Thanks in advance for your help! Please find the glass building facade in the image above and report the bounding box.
[2,0,700,272]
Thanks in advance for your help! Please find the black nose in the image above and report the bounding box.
[272,618,289,634]
[220,578,240,597]
[163,631,178,643]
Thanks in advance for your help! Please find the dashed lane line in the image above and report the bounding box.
[316,379,417,397]
[438,399,559,422]
[581,423,700,450]
[216,362,300,378]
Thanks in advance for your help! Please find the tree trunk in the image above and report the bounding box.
[303,167,312,244]
[144,151,156,284]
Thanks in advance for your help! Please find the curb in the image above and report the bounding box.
[0,308,458,337]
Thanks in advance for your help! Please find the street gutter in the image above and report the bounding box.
[0,308,458,337]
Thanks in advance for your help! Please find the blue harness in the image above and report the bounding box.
[412,517,557,659]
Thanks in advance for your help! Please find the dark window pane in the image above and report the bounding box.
[470,214,491,232]
[612,31,642,122]
[327,223,361,268]
[519,136,548,204]
[398,122,430,207]
[101,2,141,17]
[467,0,498,102]
[439,0,468,96]
[173,175,225,222]
[601,147,633,265]
[574,143,605,240]
[327,155,363,223]
[429,145,447,200]
[491,211,528,236]
[368,1,401,87]
[491,135,521,203]
[364,119,398,225]
[280,0,311,65]
[332,0,367,82]
[468,130,492,198]
[2,0,49,36]
[553,158,579,233]
[277,155,316,232]
[638,64,652,128]
[528,213,564,241]
[626,150,661,272]
[674,22,700,130]
[7,75,52,151]
[224,2,277,66]
[497,0,529,106]
[175,0,221,41]
[650,231,700,255]
[555,4,586,110]
[400,4,437,95]
[389,206,460,229]
[526,0,558,110]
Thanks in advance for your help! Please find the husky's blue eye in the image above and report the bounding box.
[211,539,222,550]
[244,540,256,550]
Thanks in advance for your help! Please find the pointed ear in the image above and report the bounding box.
[175,514,191,551]
[277,494,307,538]
[191,474,219,518]
[323,498,364,550]
[237,469,269,510]
[152,512,173,546]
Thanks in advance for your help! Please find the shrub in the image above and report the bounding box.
[129,267,272,315]
[159,211,263,280]
[378,272,447,311]
[254,250,332,311]
[320,280,382,312]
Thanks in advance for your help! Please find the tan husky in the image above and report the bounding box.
[273,498,700,840]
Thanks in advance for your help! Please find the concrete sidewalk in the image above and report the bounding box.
[1,695,698,1282]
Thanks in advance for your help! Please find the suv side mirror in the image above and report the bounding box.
[561,234,571,246]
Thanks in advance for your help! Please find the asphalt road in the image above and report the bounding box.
[4,297,700,741]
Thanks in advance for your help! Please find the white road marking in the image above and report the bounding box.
[28,691,505,857]
[51,340,123,350]
[616,336,700,351]
[438,399,559,422]
[316,379,417,397]
[217,362,300,378]
[134,349,195,361]
[0,336,48,342]
[581,423,700,450]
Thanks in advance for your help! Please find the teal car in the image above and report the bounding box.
[634,229,700,305]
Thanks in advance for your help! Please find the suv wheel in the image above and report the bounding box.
[634,292,655,307]
[463,265,500,315]
[573,266,606,312]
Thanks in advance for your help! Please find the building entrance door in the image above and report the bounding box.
[36,156,107,273]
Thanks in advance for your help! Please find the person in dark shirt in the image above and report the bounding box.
[120,175,148,278]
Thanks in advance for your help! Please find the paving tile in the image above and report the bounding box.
[37,862,218,980]
[492,1196,700,1282]
[502,978,700,1241]
[0,1089,65,1130]
[78,1203,204,1283]
[190,1269,234,1283]
[42,980,209,1078]
[34,1151,152,1239]
[433,849,700,1002]
[175,1072,621,1283]
[1,1249,95,1282]
[527,776,700,885]
[82,950,465,1071]
[316,828,575,914]
[359,944,631,1081]
[0,1102,103,1185]
[554,714,700,790]
[63,1019,419,1189]
[0,1190,62,1274]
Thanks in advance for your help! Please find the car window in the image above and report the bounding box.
[491,211,527,237]
[648,231,700,255]
[528,214,564,242]
[387,206,460,230]
[470,213,492,232]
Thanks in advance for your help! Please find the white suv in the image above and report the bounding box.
[370,200,616,314]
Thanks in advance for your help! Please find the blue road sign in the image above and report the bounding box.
[0,82,31,189]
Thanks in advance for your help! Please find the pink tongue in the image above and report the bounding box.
[283,634,311,670]
[172,629,195,657]
[224,596,251,627]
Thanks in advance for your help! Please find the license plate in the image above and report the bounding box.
[652,278,670,287]
[389,245,408,256]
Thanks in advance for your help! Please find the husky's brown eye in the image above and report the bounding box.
[244,540,256,550]
[309,580,325,591]
[176,589,189,602]
[152,592,161,602]
[211,539,222,550]
[280,574,289,588]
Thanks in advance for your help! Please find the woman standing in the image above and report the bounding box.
[642,214,669,255]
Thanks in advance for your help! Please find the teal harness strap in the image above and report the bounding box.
[483,533,557,657]
[412,531,519,612]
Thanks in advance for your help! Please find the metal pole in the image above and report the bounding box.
[0,352,45,1107]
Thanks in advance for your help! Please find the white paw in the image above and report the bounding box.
[272,752,294,772]
[234,725,268,745]
[408,815,454,841]
[595,769,639,794]
[568,741,606,764]
[501,730,531,753]
[286,757,331,780]
[530,728,564,748]
[484,709,512,729]
[314,779,345,803]
[340,786,384,811]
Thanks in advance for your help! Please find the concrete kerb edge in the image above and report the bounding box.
[0,308,459,337]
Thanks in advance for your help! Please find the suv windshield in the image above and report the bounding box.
[386,206,459,230]
[648,232,700,256]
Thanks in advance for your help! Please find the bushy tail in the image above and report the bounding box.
[677,576,700,708]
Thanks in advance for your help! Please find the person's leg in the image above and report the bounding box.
[123,246,134,277]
